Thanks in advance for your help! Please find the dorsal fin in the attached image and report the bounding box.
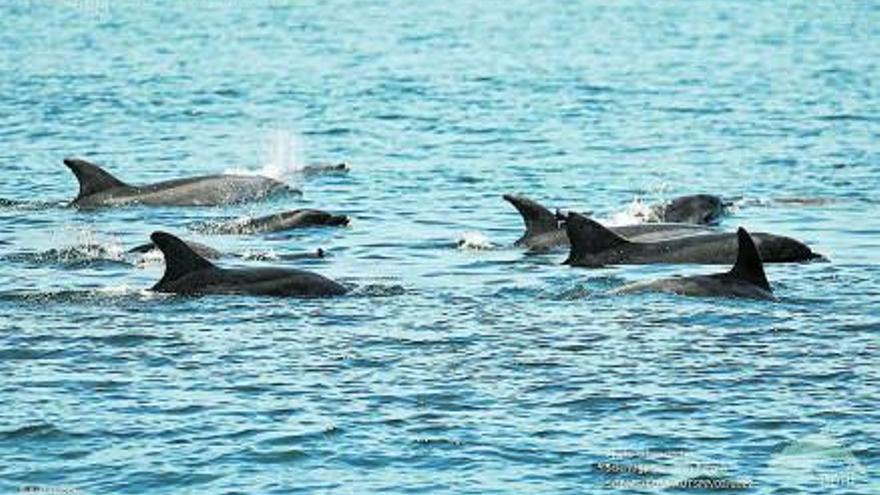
[729,227,771,291]
[563,212,631,264]
[503,194,560,246]
[63,158,129,200]
[150,231,215,290]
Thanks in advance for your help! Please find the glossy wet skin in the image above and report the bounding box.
[299,162,350,177]
[752,233,823,263]
[72,175,291,207]
[150,232,347,297]
[516,223,718,252]
[614,228,776,300]
[154,266,348,297]
[504,194,716,252]
[564,213,821,266]
[653,194,728,225]
[64,158,294,207]
[206,209,350,235]
[615,273,776,300]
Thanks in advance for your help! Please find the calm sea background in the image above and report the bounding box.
[1,1,878,493]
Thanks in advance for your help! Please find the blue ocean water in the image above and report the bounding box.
[1,1,878,493]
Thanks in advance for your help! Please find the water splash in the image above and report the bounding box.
[240,248,280,261]
[225,129,306,181]
[96,284,142,296]
[606,197,658,226]
[133,248,166,268]
[456,231,496,250]
[190,215,254,235]
[4,229,128,266]
[350,283,407,297]
[0,287,167,305]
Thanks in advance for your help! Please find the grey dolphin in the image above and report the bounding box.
[647,194,729,225]
[563,212,822,267]
[64,158,296,207]
[503,194,716,252]
[199,209,349,235]
[149,231,346,297]
[300,162,350,177]
[615,228,775,300]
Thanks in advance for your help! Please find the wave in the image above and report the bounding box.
[0,197,67,211]
[2,242,129,267]
[0,287,167,305]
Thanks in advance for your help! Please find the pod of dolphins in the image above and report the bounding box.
[53,157,824,301]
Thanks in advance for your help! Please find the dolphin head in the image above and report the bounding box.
[754,234,826,263]
[662,194,727,225]
[301,162,350,177]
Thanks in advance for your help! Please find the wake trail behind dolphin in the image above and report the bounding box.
[0,198,68,211]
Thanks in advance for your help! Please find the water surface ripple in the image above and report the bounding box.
[1,1,878,493]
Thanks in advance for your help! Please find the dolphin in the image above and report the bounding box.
[300,162,350,177]
[198,209,349,235]
[149,231,347,297]
[563,212,822,266]
[647,194,729,225]
[615,228,775,300]
[64,158,296,207]
[503,194,716,251]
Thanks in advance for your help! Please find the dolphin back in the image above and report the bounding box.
[150,231,216,291]
[563,212,631,265]
[63,158,129,202]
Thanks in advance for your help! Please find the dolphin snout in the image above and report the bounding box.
[330,215,350,227]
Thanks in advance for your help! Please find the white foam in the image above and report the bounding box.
[96,284,136,296]
[54,228,126,262]
[457,231,495,250]
[100,237,126,261]
[241,248,279,261]
[605,197,657,226]
[230,215,254,227]
[133,248,166,268]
